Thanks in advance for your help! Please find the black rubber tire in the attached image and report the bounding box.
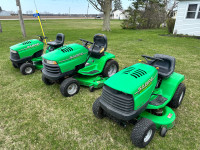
[89,86,94,92]
[160,127,167,137]
[102,59,119,77]
[167,83,186,108]
[12,62,18,68]
[131,118,156,148]
[60,78,80,97]
[42,74,55,85]
[20,63,35,75]
[92,97,105,119]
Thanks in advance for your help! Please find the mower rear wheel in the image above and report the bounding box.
[20,63,35,75]
[92,97,105,119]
[167,83,186,108]
[42,74,55,85]
[131,118,156,148]
[102,59,119,77]
[60,78,80,97]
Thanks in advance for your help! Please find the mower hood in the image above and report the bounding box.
[104,63,158,95]
[10,39,43,52]
[42,43,89,63]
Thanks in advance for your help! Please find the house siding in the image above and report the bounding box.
[174,1,200,36]
[113,10,127,20]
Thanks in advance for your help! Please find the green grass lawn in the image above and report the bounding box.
[0,19,199,149]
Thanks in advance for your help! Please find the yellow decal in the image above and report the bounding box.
[100,48,104,53]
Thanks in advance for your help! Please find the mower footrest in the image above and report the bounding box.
[80,70,99,75]
[149,95,167,106]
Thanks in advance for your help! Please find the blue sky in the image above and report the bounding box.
[0,0,132,14]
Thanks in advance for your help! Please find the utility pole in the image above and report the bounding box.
[16,0,26,37]
[0,21,2,33]
[69,7,70,16]
[87,3,89,19]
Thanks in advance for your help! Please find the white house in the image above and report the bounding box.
[173,0,200,36]
[113,10,127,20]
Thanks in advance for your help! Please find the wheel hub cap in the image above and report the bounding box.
[25,67,32,74]
[67,83,78,95]
[144,129,152,143]
[108,64,117,77]
[179,92,184,104]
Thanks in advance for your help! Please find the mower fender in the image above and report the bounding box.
[139,106,176,129]
[78,52,115,76]
[147,72,185,109]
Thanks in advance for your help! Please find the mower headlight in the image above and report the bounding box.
[45,59,57,65]
[10,49,18,53]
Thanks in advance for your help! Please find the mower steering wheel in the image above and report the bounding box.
[37,35,48,42]
[80,39,93,47]
[142,55,163,65]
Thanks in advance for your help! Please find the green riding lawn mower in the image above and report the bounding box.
[42,34,119,97]
[92,54,186,148]
[10,33,65,75]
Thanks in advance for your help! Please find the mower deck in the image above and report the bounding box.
[74,75,108,89]
[139,106,176,129]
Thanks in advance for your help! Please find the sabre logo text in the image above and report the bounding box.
[134,75,156,95]
[70,53,86,59]
[27,43,39,48]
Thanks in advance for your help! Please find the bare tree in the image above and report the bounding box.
[88,0,113,31]
[166,0,178,18]
[113,0,123,11]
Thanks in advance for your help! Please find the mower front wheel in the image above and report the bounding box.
[60,78,80,97]
[42,74,55,85]
[131,118,156,148]
[20,63,35,75]
[12,62,18,68]
[160,127,167,137]
[167,83,186,108]
[92,97,105,119]
[102,59,119,77]
[89,86,94,92]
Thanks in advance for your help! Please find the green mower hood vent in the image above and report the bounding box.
[22,40,31,45]
[123,67,147,78]
[61,46,73,53]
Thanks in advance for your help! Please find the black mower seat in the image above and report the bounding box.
[89,33,107,58]
[47,33,65,47]
[152,54,175,78]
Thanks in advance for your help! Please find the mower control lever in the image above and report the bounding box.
[141,55,163,65]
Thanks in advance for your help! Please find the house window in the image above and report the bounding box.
[197,6,200,19]
[186,4,197,18]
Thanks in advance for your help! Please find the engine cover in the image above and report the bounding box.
[42,43,89,73]
[104,63,158,110]
[10,39,44,59]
